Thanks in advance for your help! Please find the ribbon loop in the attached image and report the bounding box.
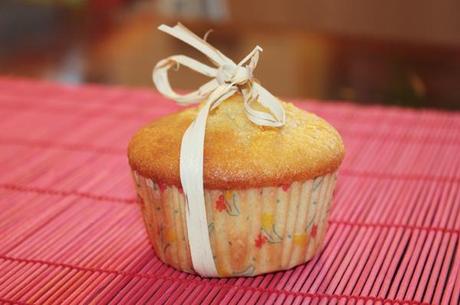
[152,23,286,277]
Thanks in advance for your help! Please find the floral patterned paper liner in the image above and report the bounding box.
[132,171,337,277]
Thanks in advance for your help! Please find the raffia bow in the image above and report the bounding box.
[152,23,286,277]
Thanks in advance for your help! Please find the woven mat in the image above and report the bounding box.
[0,77,459,305]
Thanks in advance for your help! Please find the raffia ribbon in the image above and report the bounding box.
[152,23,285,277]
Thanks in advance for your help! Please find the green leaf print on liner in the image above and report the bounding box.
[272,224,283,241]
[232,264,255,276]
[312,176,324,191]
[305,216,315,232]
[260,213,283,243]
[225,192,240,216]
[261,226,283,244]
[208,222,214,232]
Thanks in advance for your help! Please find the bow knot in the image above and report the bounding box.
[216,63,252,86]
[153,23,285,127]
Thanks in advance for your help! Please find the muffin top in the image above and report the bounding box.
[128,94,344,189]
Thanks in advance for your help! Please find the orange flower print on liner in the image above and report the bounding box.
[280,183,290,192]
[311,224,318,238]
[293,233,308,246]
[255,233,268,248]
[137,195,145,208]
[215,192,240,216]
[165,229,176,243]
[158,182,167,193]
[215,194,227,212]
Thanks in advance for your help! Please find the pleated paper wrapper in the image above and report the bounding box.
[132,171,337,277]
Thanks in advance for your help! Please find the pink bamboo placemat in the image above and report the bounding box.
[0,77,458,305]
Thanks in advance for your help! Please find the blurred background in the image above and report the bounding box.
[1,0,460,109]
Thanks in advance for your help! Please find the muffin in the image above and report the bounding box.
[128,94,344,277]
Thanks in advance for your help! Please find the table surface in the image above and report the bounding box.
[0,77,458,305]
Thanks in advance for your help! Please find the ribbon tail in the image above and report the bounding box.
[180,98,218,277]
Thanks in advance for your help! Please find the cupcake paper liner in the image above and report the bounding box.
[132,171,337,277]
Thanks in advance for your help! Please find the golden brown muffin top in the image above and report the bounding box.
[128,94,344,189]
